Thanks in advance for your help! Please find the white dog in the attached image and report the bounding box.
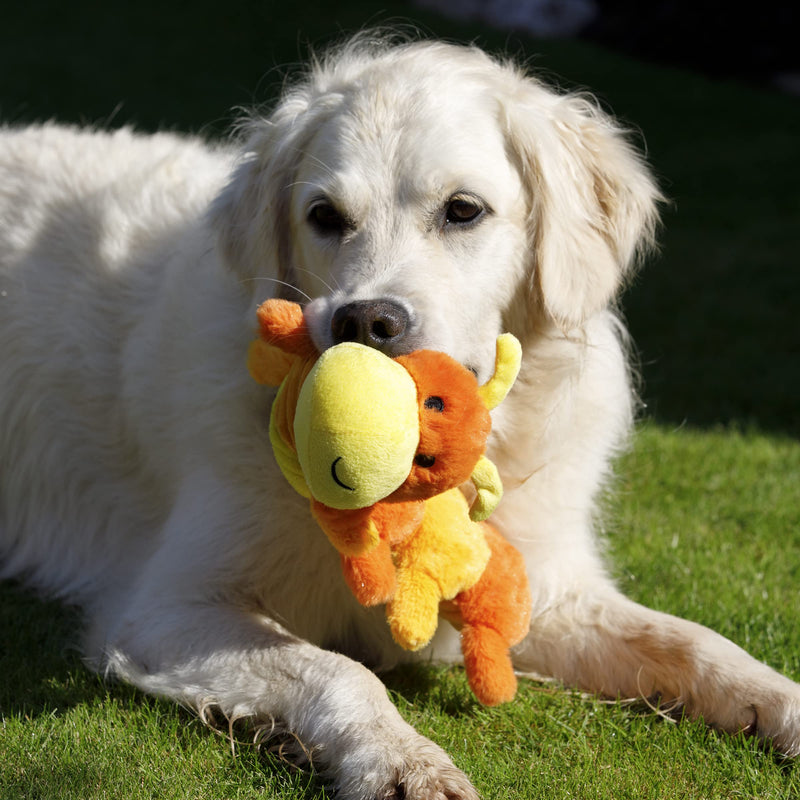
[1,34,799,800]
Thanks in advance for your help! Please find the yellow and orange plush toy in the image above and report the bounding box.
[247,299,531,706]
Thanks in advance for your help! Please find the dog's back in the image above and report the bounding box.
[0,125,232,600]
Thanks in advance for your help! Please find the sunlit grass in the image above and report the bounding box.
[3,424,799,798]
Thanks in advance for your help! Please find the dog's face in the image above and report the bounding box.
[291,79,529,380]
[214,40,661,382]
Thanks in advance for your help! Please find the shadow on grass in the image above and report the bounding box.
[0,581,103,718]
[382,661,483,718]
[0,581,331,798]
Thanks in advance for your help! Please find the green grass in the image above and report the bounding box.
[4,424,800,799]
[2,1,799,798]
[612,424,800,675]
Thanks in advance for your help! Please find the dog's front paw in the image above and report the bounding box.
[334,727,479,800]
[743,676,800,756]
[688,661,800,756]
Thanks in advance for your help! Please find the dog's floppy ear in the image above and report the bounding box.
[501,78,662,330]
[210,88,320,289]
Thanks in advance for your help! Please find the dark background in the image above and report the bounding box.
[1,0,797,436]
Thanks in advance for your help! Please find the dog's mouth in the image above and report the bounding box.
[331,457,355,492]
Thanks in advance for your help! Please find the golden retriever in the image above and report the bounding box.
[2,33,799,800]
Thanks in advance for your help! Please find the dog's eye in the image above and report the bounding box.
[445,197,484,226]
[424,396,445,412]
[308,202,347,235]
[414,454,436,468]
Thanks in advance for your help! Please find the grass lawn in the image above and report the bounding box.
[1,2,799,798]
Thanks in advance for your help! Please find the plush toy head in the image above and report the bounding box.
[294,342,421,509]
[248,299,521,520]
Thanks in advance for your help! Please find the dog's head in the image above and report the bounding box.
[213,34,661,383]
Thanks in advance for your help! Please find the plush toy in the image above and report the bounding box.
[248,299,532,705]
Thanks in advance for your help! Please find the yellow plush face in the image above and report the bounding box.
[293,342,420,509]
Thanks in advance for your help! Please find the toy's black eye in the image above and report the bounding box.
[414,454,436,468]
[424,396,444,412]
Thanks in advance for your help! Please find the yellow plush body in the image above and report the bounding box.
[387,489,490,651]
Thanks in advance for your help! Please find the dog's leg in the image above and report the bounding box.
[97,471,478,800]
[105,610,477,799]
[513,580,800,754]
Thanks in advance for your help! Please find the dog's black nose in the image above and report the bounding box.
[331,300,410,353]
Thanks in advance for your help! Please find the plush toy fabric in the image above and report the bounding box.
[248,298,532,705]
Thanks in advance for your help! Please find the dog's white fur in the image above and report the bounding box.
[2,35,799,799]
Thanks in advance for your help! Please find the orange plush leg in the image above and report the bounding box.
[341,540,396,606]
[460,625,518,707]
[456,523,532,706]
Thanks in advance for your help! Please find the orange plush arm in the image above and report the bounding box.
[308,500,424,608]
[311,501,380,557]
[311,498,424,558]
[334,501,426,606]
[340,541,396,607]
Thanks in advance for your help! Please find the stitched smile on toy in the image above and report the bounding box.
[331,457,355,491]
